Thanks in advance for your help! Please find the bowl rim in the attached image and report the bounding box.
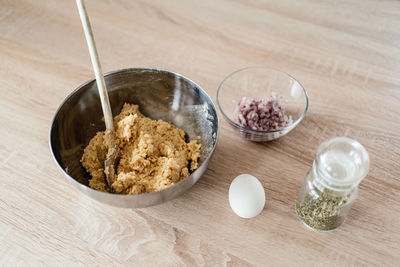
[49,67,220,200]
[216,66,309,134]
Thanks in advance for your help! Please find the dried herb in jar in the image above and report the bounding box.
[295,191,349,231]
[296,138,370,231]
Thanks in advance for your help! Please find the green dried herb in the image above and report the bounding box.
[296,191,348,231]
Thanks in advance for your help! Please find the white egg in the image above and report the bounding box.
[229,174,266,218]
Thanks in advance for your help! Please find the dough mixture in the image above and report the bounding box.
[81,103,201,194]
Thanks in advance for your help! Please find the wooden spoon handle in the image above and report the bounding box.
[76,0,113,131]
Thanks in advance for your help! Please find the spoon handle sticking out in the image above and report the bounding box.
[76,0,113,131]
[76,0,119,191]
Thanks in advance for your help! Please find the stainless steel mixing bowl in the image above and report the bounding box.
[49,68,219,208]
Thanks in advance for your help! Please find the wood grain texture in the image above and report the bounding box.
[0,0,399,265]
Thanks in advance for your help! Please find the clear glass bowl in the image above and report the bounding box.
[217,67,309,142]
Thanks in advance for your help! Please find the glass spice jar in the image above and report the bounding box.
[296,137,370,231]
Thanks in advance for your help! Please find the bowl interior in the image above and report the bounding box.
[217,67,308,131]
[50,68,218,188]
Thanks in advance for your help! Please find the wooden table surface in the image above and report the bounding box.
[1,0,399,265]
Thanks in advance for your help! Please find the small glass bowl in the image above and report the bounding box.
[217,67,309,142]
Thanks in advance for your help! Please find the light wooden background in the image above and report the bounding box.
[1,0,399,266]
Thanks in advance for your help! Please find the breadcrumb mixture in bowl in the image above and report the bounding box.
[50,68,218,208]
[81,103,201,195]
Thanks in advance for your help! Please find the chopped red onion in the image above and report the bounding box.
[234,95,293,131]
